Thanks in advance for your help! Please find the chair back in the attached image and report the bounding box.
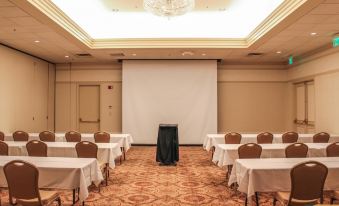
[257,132,273,144]
[39,131,55,142]
[13,131,29,141]
[65,131,81,142]
[0,141,9,156]
[238,143,262,159]
[326,142,339,157]
[0,131,4,141]
[285,143,308,158]
[225,132,242,144]
[282,132,298,143]
[75,141,98,158]
[313,132,330,143]
[94,131,110,143]
[289,161,328,205]
[4,160,41,203]
[26,140,48,157]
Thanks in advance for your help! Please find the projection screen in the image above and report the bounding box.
[122,60,217,144]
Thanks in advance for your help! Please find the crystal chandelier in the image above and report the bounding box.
[143,0,195,17]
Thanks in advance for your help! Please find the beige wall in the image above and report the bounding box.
[55,63,122,132]
[55,63,290,134]
[288,50,339,134]
[217,67,290,133]
[0,45,55,133]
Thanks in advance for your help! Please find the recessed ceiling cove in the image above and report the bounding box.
[51,0,284,39]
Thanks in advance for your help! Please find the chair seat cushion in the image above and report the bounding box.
[275,192,318,206]
[17,190,59,206]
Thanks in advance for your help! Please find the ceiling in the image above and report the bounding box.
[51,0,283,39]
[0,0,338,65]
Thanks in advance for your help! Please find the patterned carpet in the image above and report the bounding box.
[0,146,335,205]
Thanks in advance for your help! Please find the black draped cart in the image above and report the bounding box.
[156,124,179,165]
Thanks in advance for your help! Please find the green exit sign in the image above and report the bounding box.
[289,56,294,65]
[333,37,339,48]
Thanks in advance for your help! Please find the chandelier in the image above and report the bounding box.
[143,0,195,17]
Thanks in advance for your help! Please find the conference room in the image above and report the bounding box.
[1,0,339,205]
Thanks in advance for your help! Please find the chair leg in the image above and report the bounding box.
[273,197,277,206]
[255,192,259,206]
[106,165,109,186]
[245,196,248,206]
[56,197,61,206]
[72,189,76,205]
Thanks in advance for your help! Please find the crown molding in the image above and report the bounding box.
[22,0,313,49]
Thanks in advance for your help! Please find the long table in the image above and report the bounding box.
[203,133,339,151]
[229,157,339,198]
[213,143,330,167]
[4,132,134,152]
[4,141,122,168]
[0,156,103,203]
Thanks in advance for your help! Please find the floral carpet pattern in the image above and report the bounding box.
[0,146,335,205]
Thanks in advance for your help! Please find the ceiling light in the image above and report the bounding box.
[34,40,40,43]
[143,0,195,17]
[276,51,282,54]
[65,55,69,58]
[310,32,317,36]
[132,53,137,56]
[202,53,206,56]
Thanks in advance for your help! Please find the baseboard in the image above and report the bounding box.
[131,144,203,147]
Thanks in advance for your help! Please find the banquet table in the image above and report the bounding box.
[4,132,134,152]
[213,143,330,167]
[229,157,339,198]
[203,133,339,151]
[3,141,122,168]
[0,156,103,203]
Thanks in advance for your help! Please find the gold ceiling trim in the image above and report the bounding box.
[25,0,308,49]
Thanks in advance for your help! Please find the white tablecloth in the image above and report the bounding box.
[203,133,339,151]
[3,141,122,169]
[4,133,134,151]
[0,156,103,202]
[229,157,339,198]
[213,143,330,167]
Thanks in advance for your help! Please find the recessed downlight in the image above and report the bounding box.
[132,53,137,56]
[65,55,69,58]
[202,53,206,56]
[310,32,317,36]
[34,40,40,43]
[276,51,282,54]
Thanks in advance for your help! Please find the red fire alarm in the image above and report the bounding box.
[108,85,113,90]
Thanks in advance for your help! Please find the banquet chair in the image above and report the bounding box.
[238,143,262,159]
[282,132,299,143]
[238,143,262,206]
[224,132,242,179]
[285,143,308,158]
[326,142,339,157]
[65,131,81,142]
[273,161,328,206]
[225,132,242,144]
[0,131,4,141]
[26,140,48,157]
[257,132,273,144]
[76,141,109,186]
[94,131,110,143]
[313,132,330,143]
[13,130,29,141]
[0,141,9,156]
[4,160,61,206]
[39,131,56,142]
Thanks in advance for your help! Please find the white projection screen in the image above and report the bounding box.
[122,60,217,144]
